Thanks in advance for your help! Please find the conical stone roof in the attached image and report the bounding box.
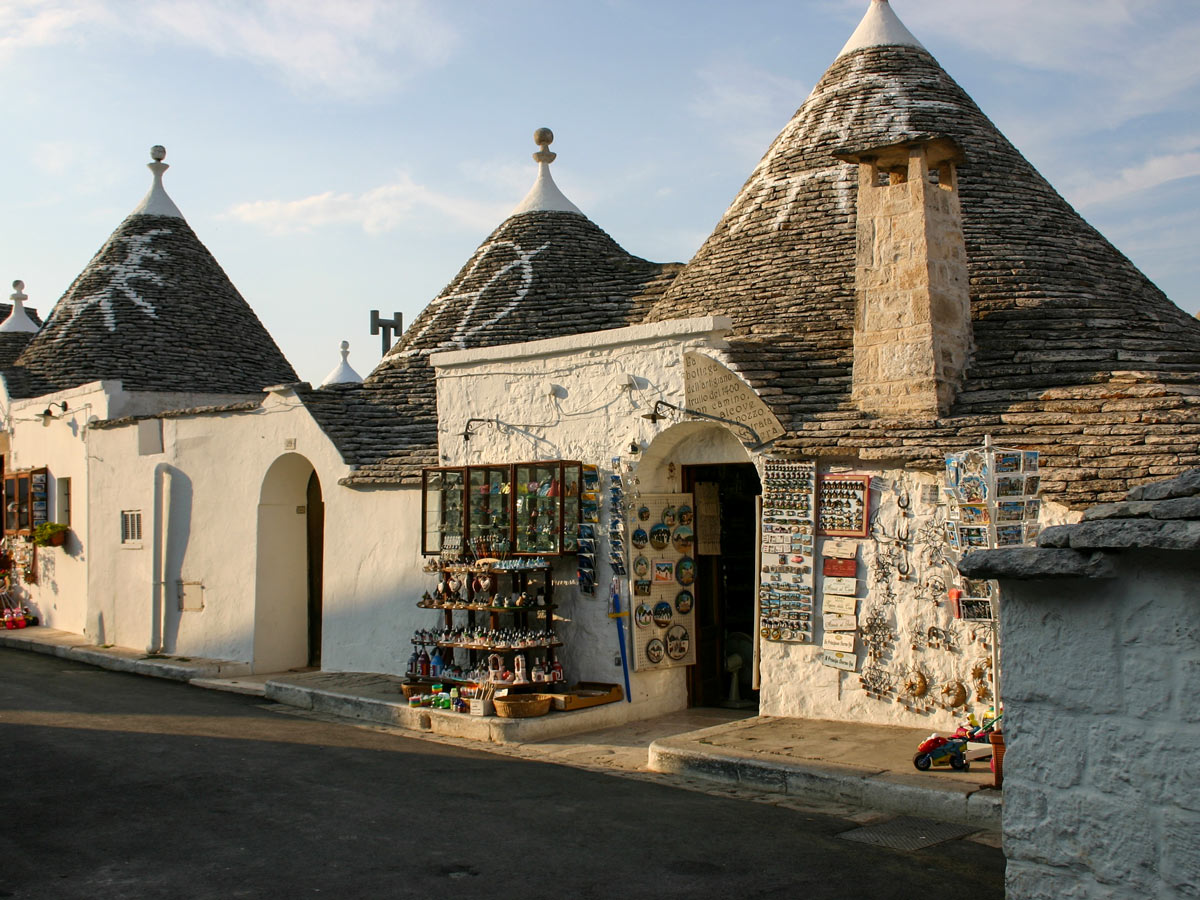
[9,148,296,398]
[328,130,680,485]
[643,8,1200,507]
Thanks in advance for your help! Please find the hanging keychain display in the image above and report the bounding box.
[758,460,816,643]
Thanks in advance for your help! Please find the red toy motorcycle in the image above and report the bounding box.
[913,733,970,771]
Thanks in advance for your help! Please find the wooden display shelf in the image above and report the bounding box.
[433,639,563,652]
[417,601,557,613]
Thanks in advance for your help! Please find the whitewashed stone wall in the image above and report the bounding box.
[0,377,289,638]
[999,551,1200,898]
[756,464,1074,729]
[86,390,428,674]
[3,382,112,634]
[433,317,742,717]
[435,316,1078,728]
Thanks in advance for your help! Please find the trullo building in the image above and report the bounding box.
[3,1,1197,732]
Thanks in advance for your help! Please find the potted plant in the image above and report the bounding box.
[32,522,70,547]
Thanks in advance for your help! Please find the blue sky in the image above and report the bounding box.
[2,0,1197,385]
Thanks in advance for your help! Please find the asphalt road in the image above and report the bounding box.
[0,649,1004,899]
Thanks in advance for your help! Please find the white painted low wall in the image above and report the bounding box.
[86,390,429,674]
[999,550,1200,899]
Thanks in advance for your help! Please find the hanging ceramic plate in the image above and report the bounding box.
[631,528,648,549]
[645,639,665,664]
[666,625,689,660]
[634,603,653,628]
[671,525,694,553]
[675,590,694,615]
[638,505,651,521]
[675,556,696,586]
[649,523,671,550]
[661,506,677,527]
[632,556,651,578]
[677,504,693,525]
[652,600,673,628]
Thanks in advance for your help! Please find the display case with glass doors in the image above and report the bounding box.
[421,468,466,557]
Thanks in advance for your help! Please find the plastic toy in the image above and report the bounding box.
[913,733,970,771]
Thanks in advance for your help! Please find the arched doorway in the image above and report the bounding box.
[639,423,762,707]
[253,454,323,673]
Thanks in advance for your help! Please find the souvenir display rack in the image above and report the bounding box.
[409,558,562,687]
[4,467,49,536]
[817,473,870,538]
[941,438,1039,725]
[421,461,582,557]
[758,460,817,643]
[628,492,697,670]
[943,441,1041,620]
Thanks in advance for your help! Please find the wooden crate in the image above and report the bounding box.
[551,682,623,711]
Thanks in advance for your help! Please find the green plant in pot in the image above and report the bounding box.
[32,522,70,547]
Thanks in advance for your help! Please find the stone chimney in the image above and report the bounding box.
[837,138,972,417]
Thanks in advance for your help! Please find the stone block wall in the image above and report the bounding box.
[998,550,1200,898]
[850,140,971,417]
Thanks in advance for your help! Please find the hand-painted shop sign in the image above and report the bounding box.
[823,613,858,632]
[823,632,856,653]
[683,353,786,445]
[823,576,858,596]
[822,594,857,615]
[821,649,858,671]
[821,539,859,560]
[822,557,857,578]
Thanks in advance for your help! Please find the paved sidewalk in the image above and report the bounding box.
[1,626,1001,830]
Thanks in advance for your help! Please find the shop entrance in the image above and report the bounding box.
[682,463,761,708]
[306,471,325,667]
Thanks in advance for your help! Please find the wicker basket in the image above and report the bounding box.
[401,683,425,699]
[492,693,553,718]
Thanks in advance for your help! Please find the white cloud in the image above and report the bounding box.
[0,0,459,97]
[1069,150,1200,209]
[0,0,104,54]
[226,173,510,236]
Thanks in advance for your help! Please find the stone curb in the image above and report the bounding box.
[0,627,252,682]
[648,737,1002,830]
[262,677,684,745]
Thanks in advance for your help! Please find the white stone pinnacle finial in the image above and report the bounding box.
[131,143,184,218]
[1,279,39,333]
[837,0,926,59]
[533,128,556,165]
[321,339,363,387]
[510,126,582,216]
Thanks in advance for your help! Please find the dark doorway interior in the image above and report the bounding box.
[682,462,761,708]
[306,471,325,667]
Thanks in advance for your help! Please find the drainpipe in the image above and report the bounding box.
[150,463,172,654]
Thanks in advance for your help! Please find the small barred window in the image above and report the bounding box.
[121,510,143,544]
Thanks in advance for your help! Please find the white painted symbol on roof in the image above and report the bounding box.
[58,229,169,332]
[403,237,550,352]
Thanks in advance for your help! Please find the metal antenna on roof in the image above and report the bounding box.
[370,310,403,356]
